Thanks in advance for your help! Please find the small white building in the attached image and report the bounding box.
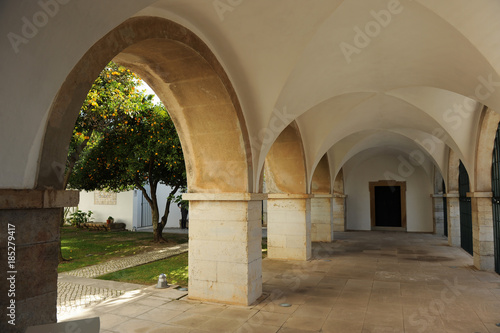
[77,184,183,231]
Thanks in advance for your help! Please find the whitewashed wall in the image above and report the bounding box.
[344,152,434,232]
[77,184,183,230]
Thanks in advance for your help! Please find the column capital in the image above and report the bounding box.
[312,193,333,198]
[267,193,312,200]
[0,189,79,209]
[466,192,493,198]
[444,193,460,198]
[182,192,267,201]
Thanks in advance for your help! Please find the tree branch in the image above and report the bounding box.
[161,184,180,226]
[134,174,153,208]
[63,128,94,188]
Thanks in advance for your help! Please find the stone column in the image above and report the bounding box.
[267,194,312,260]
[468,192,494,271]
[311,194,332,242]
[431,194,445,235]
[183,193,265,306]
[332,193,346,232]
[445,193,461,247]
[0,189,79,333]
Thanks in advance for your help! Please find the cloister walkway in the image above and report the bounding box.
[60,232,500,333]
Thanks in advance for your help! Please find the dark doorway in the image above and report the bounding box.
[492,121,500,274]
[370,181,406,230]
[458,161,473,256]
[374,186,402,227]
[443,180,448,237]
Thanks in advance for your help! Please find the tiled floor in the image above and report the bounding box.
[61,231,500,332]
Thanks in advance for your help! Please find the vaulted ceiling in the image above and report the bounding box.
[1,0,500,191]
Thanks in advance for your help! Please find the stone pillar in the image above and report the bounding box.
[311,194,332,242]
[468,192,495,271]
[332,193,346,232]
[0,190,79,333]
[267,194,311,260]
[431,194,445,235]
[183,193,264,306]
[445,193,461,247]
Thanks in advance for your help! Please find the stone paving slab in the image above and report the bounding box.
[60,242,188,278]
[60,232,500,332]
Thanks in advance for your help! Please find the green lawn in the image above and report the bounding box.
[97,240,267,286]
[98,252,189,286]
[59,226,267,287]
[58,226,188,273]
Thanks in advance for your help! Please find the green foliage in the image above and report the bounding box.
[68,104,186,192]
[69,210,93,227]
[66,60,186,242]
[58,226,188,273]
[69,63,146,150]
[67,61,186,192]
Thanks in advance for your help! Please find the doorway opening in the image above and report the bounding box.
[370,181,406,230]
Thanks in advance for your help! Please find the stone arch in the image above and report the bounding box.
[474,107,500,192]
[469,107,500,270]
[333,168,345,195]
[445,148,461,246]
[36,16,252,193]
[311,154,331,194]
[264,121,307,194]
[447,149,460,193]
[310,154,332,242]
[332,168,346,233]
[264,122,311,259]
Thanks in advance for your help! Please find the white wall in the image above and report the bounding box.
[132,184,183,229]
[344,151,434,232]
[77,184,183,231]
[78,190,135,229]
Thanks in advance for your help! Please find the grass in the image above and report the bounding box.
[98,252,189,287]
[97,240,268,286]
[59,226,267,287]
[58,226,188,273]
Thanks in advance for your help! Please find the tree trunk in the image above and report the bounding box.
[159,185,180,234]
[152,208,165,242]
[149,180,166,243]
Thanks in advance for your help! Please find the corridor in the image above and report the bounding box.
[62,231,500,333]
[261,231,500,332]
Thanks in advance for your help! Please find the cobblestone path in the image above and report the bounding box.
[61,242,189,278]
[57,280,126,316]
[57,242,188,317]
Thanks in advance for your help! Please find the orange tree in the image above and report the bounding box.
[69,104,186,242]
[65,61,147,188]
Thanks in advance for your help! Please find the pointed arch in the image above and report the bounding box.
[311,154,331,194]
[36,16,252,193]
[264,121,307,193]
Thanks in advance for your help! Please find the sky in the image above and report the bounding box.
[138,80,160,104]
